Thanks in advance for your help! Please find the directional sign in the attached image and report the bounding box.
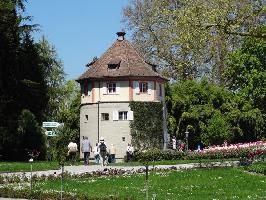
[45,131,56,137]
[42,122,62,128]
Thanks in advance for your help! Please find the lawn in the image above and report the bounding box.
[0,161,60,172]
[29,167,265,199]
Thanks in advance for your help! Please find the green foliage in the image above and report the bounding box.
[123,0,265,82]
[168,79,264,148]
[129,101,163,150]
[134,147,264,162]
[244,162,266,175]
[224,35,266,115]
[49,80,80,164]
[200,112,231,146]
[134,149,186,164]
[17,110,46,160]
[37,36,66,120]
[0,1,48,160]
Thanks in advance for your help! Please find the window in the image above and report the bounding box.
[101,113,109,121]
[107,59,121,70]
[85,115,88,121]
[139,82,148,93]
[113,111,133,121]
[107,83,116,94]
[159,84,162,96]
[119,111,128,120]
[108,64,118,70]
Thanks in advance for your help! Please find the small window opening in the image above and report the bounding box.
[119,111,128,120]
[101,113,109,121]
[107,82,116,94]
[85,115,88,121]
[139,82,148,93]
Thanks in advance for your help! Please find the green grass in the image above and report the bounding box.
[31,167,266,199]
[244,162,266,175]
[0,161,60,172]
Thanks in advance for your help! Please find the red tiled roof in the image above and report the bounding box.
[78,37,167,81]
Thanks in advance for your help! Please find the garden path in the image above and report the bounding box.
[1,161,238,179]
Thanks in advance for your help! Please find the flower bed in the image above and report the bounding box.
[135,141,266,162]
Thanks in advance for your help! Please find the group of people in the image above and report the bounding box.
[67,136,119,166]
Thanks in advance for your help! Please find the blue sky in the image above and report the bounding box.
[26,1,130,80]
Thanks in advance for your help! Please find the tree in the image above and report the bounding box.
[49,80,80,162]
[123,0,265,83]
[167,79,264,148]
[224,34,266,114]
[37,36,66,120]
[17,109,46,160]
[0,0,48,160]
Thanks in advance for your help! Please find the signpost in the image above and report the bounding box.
[42,122,62,128]
[42,122,63,137]
[45,130,56,137]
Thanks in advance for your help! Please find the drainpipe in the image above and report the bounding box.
[97,82,101,142]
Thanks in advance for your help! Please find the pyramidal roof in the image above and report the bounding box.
[78,32,166,81]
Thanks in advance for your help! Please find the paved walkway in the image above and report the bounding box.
[0,161,239,179]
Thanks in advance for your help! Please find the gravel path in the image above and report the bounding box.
[0,161,239,179]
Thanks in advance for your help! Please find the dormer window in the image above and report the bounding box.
[107,59,121,70]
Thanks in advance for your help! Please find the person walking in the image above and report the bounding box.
[98,137,108,166]
[126,143,134,162]
[67,141,78,165]
[93,143,100,164]
[172,136,177,150]
[109,144,116,163]
[81,136,91,165]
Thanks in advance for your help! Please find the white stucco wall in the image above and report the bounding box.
[80,80,165,104]
[80,102,132,159]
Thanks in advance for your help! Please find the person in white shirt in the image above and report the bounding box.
[93,143,100,164]
[67,141,78,164]
[172,136,177,150]
[81,136,92,165]
[126,143,134,162]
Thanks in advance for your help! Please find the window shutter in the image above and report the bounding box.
[148,82,152,95]
[134,81,140,94]
[116,82,120,94]
[102,83,107,95]
[113,111,118,121]
[128,111,134,120]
